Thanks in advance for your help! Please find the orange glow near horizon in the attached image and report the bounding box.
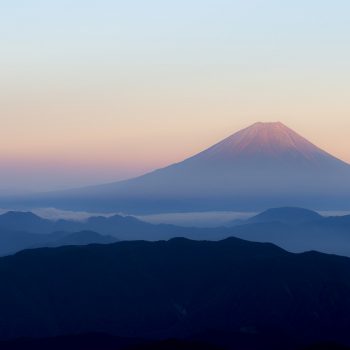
[1,1,350,191]
[0,112,349,189]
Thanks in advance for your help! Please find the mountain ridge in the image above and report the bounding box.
[3,208,350,257]
[1,238,350,347]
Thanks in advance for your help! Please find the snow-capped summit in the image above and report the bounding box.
[189,122,347,168]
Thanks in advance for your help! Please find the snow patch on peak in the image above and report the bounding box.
[190,122,343,165]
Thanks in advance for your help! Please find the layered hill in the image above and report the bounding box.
[238,207,323,225]
[0,211,211,256]
[3,209,350,257]
[1,238,350,348]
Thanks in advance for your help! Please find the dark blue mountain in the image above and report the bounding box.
[2,208,350,257]
[0,211,53,233]
[0,211,210,256]
[244,207,323,225]
[0,238,350,348]
[0,228,117,256]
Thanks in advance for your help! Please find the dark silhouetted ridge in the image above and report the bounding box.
[0,238,350,347]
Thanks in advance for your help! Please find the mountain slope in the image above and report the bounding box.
[243,207,323,225]
[15,122,350,213]
[186,122,343,165]
[0,211,53,233]
[3,209,350,257]
[0,211,215,256]
[35,231,118,248]
[0,229,50,256]
[0,211,165,237]
[1,238,350,346]
[0,228,118,256]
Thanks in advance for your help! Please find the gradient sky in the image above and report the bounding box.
[1,1,350,191]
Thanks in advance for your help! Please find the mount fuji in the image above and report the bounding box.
[13,122,350,213]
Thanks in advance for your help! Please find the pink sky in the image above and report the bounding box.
[1,1,350,191]
[0,116,349,192]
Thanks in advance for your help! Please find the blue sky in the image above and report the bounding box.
[1,1,350,191]
[3,1,349,66]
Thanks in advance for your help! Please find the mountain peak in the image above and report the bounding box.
[248,207,323,225]
[246,121,300,133]
[191,121,335,164]
[250,121,286,128]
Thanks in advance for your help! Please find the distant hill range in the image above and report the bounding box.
[224,207,350,257]
[0,226,118,257]
[5,122,350,213]
[2,208,350,256]
[240,207,324,225]
[1,238,350,349]
[0,211,208,256]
